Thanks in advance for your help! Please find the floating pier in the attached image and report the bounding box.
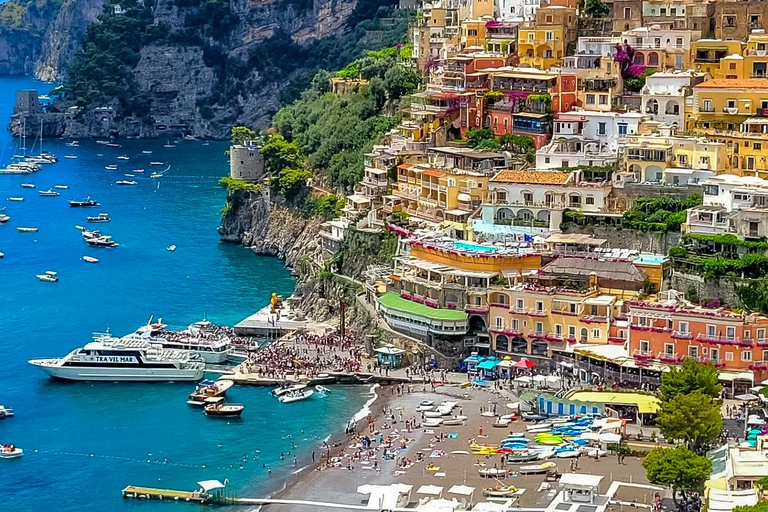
[121,486,207,502]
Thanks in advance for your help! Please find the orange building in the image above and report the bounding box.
[627,299,768,386]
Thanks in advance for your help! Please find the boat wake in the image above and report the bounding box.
[349,384,380,425]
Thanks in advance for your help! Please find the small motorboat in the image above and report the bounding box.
[483,485,518,498]
[105,165,118,170]
[0,214,9,223]
[21,183,35,188]
[555,449,581,459]
[519,462,557,474]
[7,197,24,202]
[64,155,78,159]
[65,141,79,147]
[315,385,331,394]
[522,413,548,422]
[36,271,59,282]
[163,143,176,148]
[54,185,69,189]
[106,143,121,148]
[479,468,508,478]
[86,236,119,248]
[442,417,466,426]
[506,451,540,463]
[582,447,608,457]
[204,402,244,417]
[423,418,444,427]
[117,155,129,160]
[493,418,512,428]
[150,173,164,178]
[188,379,234,405]
[39,189,60,197]
[150,161,164,166]
[0,252,4,258]
[82,256,99,263]
[17,227,39,232]
[70,197,100,207]
[142,150,153,154]
[134,169,144,173]
[0,405,14,418]
[424,411,443,418]
[271,383,306,397]
[167,245,177,252]
[279,388,314,403]
[419,400,435,406]
[116,180,137,185]
[87,213,110,223]
[416,404,434,412]
[0,444,23,459]
[124,174,135,177]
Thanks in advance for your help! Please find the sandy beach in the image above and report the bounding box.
[262,383,655,511]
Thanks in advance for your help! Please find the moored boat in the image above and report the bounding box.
[17,227,38,232]
[483,485,518,498]
[150,162,163,166]
[0,405,14,418]
[272,383,307,397]
[82,256,99,263]
[518,462,557,474]
[478,468,508,477]
[7,197,24,202]
[117,155,129,160]
[70,197,100,207]
[278,388,314,403]
[167,245,177,252]
[64,155,77,159]
[0,214,10,223]
[315,385,331,394]
[105,165,118,171]
[188,379,234,405]
[39,189,60,197]
[36,271,59,282]
[55,185,69,189]
[116,180,137,185]
[204,402,244,417]
[85,236,119,248]
[21,183,35,188]
[87,213,110,223]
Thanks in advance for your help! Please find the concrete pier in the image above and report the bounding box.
[234,303,332,338]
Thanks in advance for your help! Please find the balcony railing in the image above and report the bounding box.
[695,333,742,345]
[671,330,693,339]
[657,352,683,364]
[527,309,548,318]
[580,315,607,324]
[633,349,655,360]
[465,304,489,314]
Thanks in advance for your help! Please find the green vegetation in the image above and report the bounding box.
[622,195,701,232]
[735,503,768,512]
[231,126,256,145]
[219,177,263,193]
[0,1,26,28]
[642,446,711,505]
[624,68,657,93]
[584,0,610,18]
[656,391,723,454]
[464,129,536,163]
[301,194,345,220]
[659,359,722,402]
[273,48,416,190]
[65,0,161,117]
[682,233,768,255]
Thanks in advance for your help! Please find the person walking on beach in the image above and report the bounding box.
[312,451,315,462]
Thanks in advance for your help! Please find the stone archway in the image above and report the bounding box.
[469,315,486,334]
[511,335,528,354]
[495,334,509,352]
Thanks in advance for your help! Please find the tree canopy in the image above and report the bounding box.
[231,126,256,146]
[656,390,723,454]
[642,447,711,504]
[735,504,768,512]
[584,0,610,17]
[659,358,722,403]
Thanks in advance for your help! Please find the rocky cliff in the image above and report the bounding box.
[218,190,375,331]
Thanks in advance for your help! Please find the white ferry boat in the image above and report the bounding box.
[28,337,205,382]
[121,319,239,364]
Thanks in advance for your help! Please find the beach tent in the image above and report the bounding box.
[736,393,760,401]
[462,353,484,373]
[514,375,532,384]
[579,432,600,441]
[495,360,514,379]
[545,375,562,388]
[417,485,444,497]
[477,358,499,379]
[473,500,514,511]
[448,484,475,500]
[416,497,461,511]
[197,480,226,497]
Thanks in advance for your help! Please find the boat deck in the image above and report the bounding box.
[121,486,204,502]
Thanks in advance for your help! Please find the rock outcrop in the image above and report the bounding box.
[219,190,375,329]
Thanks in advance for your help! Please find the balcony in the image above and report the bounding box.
[580,315,607,324]
[657,352,683,364]
[633,349,655,361]
[527,309,548,318]
[749,361,768,371]
[465,304,489,314]
[491,328,522,337]
[490,302,510,309]
[671,330,693,340]
[695,334,741,345]
[608,336,625,344]
[544,333,566,343]
[509,307,527,315]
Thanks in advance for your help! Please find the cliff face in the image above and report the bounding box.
[219,191,375,330]
[35,0,107,81]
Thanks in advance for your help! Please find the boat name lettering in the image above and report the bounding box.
[93,356,138,363]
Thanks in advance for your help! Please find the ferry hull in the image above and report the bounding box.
[28,359,204,382]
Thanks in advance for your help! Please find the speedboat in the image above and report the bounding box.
[116,180,137,185]
[150,172,164,178]
[133,169,144,173]
[142,150,153,154]
[315,385,331,394]
[70,197,100,207]
[64,155,77,159]
[86,213,110,223]
[86,236,119,248]
[17,227,38,232]
[188,379,234,405]
[204,402,244,417]
[0,445,23,459]
[82,256,99,263]
[167,245,177,252]
[36,271,59,282]
[0,405,14,418]
[7,197,24,202]
[105,165,118,170]
[272,383,307,397]
[0,214,10,223]
[65,141,79,147]
[96,140,110,145]
[124,174,135,177]
[28,336,206,381]
[150,161,163,166]
[117,155,129,160]
[278,388,314,403]
[39,189,60,197]
[106,143,121,148]
[55,185,69,189]
[21,183,35,188]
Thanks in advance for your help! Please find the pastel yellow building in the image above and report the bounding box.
[690,78,768,177]
[690,39,744,78]
[460,18,490,49]
[517,6,577,69]
[389,163,490,237]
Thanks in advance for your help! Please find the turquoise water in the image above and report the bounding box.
[452,241,498,253]
[0,76,369,511]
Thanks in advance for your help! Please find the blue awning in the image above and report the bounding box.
[477,360,499,370]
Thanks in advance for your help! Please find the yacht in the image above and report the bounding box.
[116,180,137,186]
[121,319,237,363]
[39,189,60,197]
[0,214,9,223]
[105,165,118,171]
[85,235,119,248]
[117,155,129,161]
[28,337,206,382]
[36,271,58,282]
[7,197,24,202]
[86,213,110,223]
[21,183,35,189]
[70,197,100,207]
[0,162,40,174]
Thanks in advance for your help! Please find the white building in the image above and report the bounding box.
[495,0,540,20]
[536,110,647,171]
[620,26,700,69]
[575,36,621,57]
[686,174,768,237]
[640,71,705,127]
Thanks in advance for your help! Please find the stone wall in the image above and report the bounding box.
[565,225,681,253]
[669,271,740,308]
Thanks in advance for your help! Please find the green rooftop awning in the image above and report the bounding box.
[378,292,468,321]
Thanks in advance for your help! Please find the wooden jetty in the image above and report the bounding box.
[121,486,206,502]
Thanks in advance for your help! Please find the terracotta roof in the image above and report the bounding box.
[693,78,768,89]
[491,170,572,185]
[398,163,414,170]
[422,169,446,178]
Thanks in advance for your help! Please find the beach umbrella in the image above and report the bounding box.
[736,393,760,401]
[533,375,547,383]
[448,485,476,497]
[514,376,532,383]
[579,432,600,441]
[503,355,512,360]
[356,484,374,495]
[514,358,535,369]
[598,432,622,444]
[417,485,444,497]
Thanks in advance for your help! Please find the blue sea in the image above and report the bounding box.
[0,76,370,511]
